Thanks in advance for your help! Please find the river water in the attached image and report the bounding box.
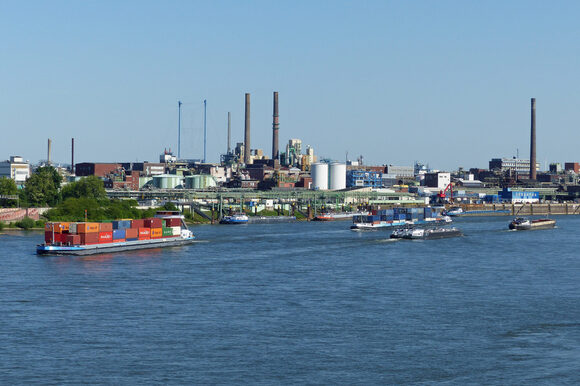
[1,216,579,384]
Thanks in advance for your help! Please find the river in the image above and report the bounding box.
[1,216,579,384]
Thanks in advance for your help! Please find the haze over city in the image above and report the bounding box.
[2,1,579,170]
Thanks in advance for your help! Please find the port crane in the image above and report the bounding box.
[433,182,453,205]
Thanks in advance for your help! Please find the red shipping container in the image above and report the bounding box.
[138,228,151,240]
[164,218,181,227]
[144,218,163,228]
[80,233,99,245]
[45,231,63,244]
[99,222,113,232]
[98,232,113,244]
[125,228,138,239]
[131,219,145,229]
[64,234,81,245]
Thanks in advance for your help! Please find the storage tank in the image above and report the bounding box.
[184,176,199,189]
[153,174,183,189]
[201,175,217,188]
[311,163,329,190]
[329,163,346,190]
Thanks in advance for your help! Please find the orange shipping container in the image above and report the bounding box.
[150,228,163,239]
[138,228,151,240]
[98,232,113,244]
[77,223,100,233]
[45,222,70,233]
[125,228,139,239]
[99,222,113,232]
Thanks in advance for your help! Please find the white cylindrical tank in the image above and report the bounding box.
[329,163,346,190]
[311,162,328,190]
[153,174,182,189]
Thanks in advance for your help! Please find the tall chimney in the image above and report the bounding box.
[71,138,75,174]
[530,98,536,180]
[244,93,251,164]
[227,112,231,154]
[272,91,279,161]
[47,138,52,166]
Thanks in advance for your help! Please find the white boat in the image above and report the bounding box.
[399,227,463,240]
[219,214,249,224]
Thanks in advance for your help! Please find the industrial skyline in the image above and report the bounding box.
[2,1,580,169]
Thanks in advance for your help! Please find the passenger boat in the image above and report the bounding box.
[37,211,195,256]
[508,217,556,230]
[219,213,249,224]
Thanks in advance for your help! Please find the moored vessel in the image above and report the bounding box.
[219,213,249,224]
[508,217,556,230]
[313,211,368,221]
[37,211,195,256]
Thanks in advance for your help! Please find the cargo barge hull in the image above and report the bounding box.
[37,237,196,256]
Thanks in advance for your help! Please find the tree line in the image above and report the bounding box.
[0,166,177,222]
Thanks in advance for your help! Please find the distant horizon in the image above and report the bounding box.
[2,1,579,171]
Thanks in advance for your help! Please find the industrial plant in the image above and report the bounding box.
[3,95,580,221]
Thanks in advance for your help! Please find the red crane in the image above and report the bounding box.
[437,183,453,202]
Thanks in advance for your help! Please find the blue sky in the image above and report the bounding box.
[1,1,579,170]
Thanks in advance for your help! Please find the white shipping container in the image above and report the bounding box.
[171,226,181,236]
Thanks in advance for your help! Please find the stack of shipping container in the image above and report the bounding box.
[44,217,182,246]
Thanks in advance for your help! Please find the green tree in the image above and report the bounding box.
[61,176,107,201]
[15,217,35,230]
[0,177,18,207]
[22,166,62,207]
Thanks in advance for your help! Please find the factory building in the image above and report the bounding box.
[347,170,383,188]
[549,163,563,173]
[424,172,451,190]
[489,158,540,175]
[385,165,414,178]
[498,188,539,203]
[0,156,31,186]
[75,163,121,177]
[564,162,580,174]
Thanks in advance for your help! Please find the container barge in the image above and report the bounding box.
[37,211,195,256]
[350,207,451,231]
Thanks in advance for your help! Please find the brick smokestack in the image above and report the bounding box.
[272,91,279,161]
[244,93,251,164]
[530,98,536,180]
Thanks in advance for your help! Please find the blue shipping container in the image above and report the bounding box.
[112,220,132,229]
[113,229,126,240]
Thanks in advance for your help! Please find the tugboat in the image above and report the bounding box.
[509,217,556,230]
